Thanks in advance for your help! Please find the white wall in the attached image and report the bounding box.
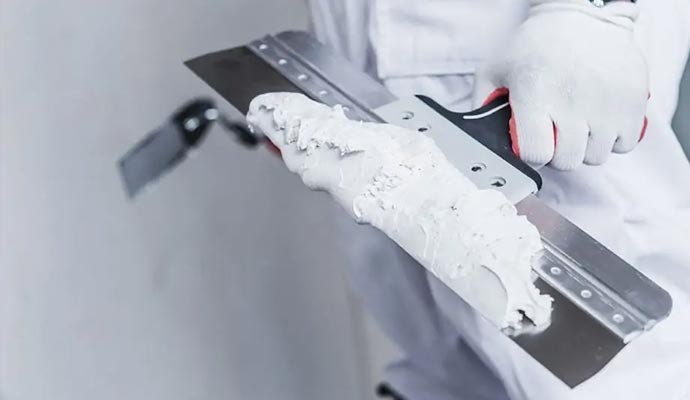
[0,1,394,399]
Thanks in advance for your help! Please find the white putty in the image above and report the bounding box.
[246,93,552,330]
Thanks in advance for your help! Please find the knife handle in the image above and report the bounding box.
[416,94,542,190]
[217,116,262,147]
[171,98,217,147]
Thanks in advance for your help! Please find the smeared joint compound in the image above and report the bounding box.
[247,92,552,331]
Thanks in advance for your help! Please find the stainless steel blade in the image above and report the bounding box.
[119,122,188,197]
[184,31,673,388]
[513,195,671,386]
[185,46,304,115]
[118,99,217,198]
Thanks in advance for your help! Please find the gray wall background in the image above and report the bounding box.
[0,1,395,399]
[1,1,689,400]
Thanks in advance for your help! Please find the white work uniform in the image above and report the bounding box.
[309,1,690,399]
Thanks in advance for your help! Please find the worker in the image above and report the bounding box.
[308,0,690,399]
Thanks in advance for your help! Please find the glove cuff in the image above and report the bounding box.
[529,0,639,30]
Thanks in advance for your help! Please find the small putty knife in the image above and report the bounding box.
[118,99,217,197]
[118,99,259,198]
[184,31,673,388]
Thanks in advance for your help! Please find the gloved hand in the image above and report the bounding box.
[474,0,649,170]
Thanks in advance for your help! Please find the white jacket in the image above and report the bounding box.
[308,0,690,398]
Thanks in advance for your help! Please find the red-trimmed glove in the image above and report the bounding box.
[475,0,649,170]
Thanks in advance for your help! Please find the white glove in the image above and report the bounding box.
[475,0,649,170]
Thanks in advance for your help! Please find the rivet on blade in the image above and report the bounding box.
[490,177,507,188]
[204,108,219,121]
[401,111,414,120]
[184,117,200,131]
[471,163,486,173]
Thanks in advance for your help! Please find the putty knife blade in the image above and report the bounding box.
[118,99,216,198]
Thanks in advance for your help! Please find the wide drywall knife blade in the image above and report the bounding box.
[184,31,673,388]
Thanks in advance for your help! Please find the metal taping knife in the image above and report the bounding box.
[118,99,218,197]
[118,99,260,198]
[185,31,672,387]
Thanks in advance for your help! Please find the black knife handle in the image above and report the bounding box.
[217,115,261,147]
[171,98,217,147]
[416,94,543,190]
